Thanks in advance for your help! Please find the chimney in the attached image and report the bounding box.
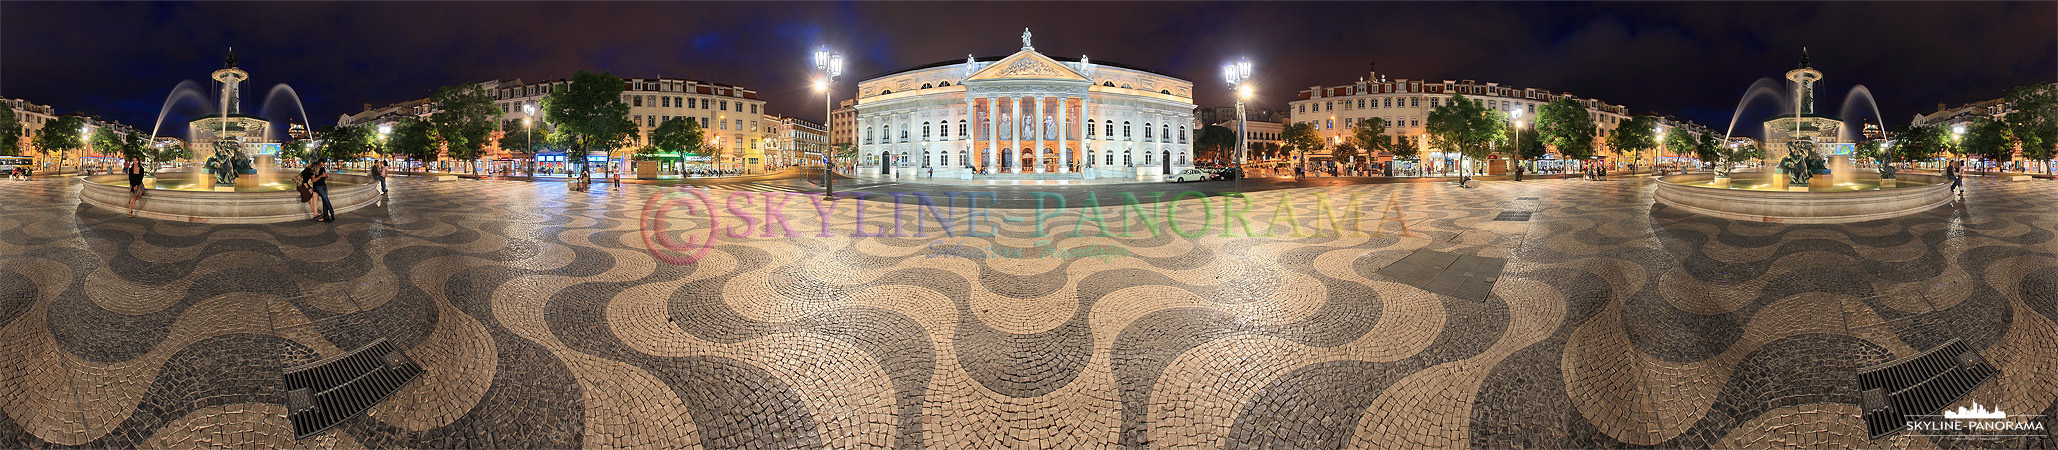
[1937,102,1946,112]
[364,103,373,112]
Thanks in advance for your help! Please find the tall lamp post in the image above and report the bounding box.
[815,47,845,201]
[376,123,391,171]
[1951,123,1966,174]
[76,125,90,174]
[1509,108,1524,175]
[1223,58,1252,192]
[523,103,537,177]
[1654,126,1665,175]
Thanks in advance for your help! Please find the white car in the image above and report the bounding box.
[1168,168,1209,183]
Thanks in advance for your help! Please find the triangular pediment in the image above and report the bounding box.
[965,50,1089,82]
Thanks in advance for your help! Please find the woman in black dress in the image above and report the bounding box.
[126,159,146,217]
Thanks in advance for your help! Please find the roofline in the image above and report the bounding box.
[860,55,1180,85]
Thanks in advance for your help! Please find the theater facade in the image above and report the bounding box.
[855,29,1196,180]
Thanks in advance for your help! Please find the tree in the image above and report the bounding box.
[1707,141,1766,178]
[1892,123,1948,165]
[1425,94,1506,171]
[1351,117,1390,157]
[1194,124,1236,162]
[1960,117,2011,169]
[1332,140,1360,165]
[1664,130,1698,166]
[430,83,499,174]
[2003,83,2057,173]
[541,70,637,172]
[34,116,85,169]
[151,141,191,169]
[89,127,123,159]
[1535,98,1598,160]
[831,143,857,168]
[311,124,377,163]
[499,118,543,154]
[1606,115,1659,169]
[384,119,436,165]
[1513,127,1547,161]
[1390,135,1419,160]
[1280,121,1322,165]
[649,117,705,156]
[115,131,150,161]
[0,101,22,157]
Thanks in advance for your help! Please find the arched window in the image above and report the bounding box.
[921,83,933,89]
[939,121,949,138]
[939,81,951,87]
[1160,90,1171,95]
[1144,123,1153,140]
[981,117,992,140]
[958,120,967,139]
[881,89,892,95]
[1107,152,1115,166]
[1123,121,1132,140]
[900,126,908,142]
[1102,81,1115,87]
[866,126,875,144]
[1178,128,1186,143]
[958,150,967,167]
[1120,84,1131,89]
[883,125,891,143]
[1106,122,1114,137]
[1086,120,1096,138]
[1162,124,1170,142]
[923,122,932,140]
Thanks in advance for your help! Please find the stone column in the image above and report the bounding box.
[965,96,974,169]
[991,96,1000,170]
[1034,95,1047,173]
[1010,96,1021,173]
[1057,96,1069,173]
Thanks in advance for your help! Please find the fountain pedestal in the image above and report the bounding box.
[1711,177,1732,188]
[1808,176,1832,191]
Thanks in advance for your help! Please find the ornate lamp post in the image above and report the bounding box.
[523,103,537,177]
[1223,58,1252,191]
[815,47,845,201]
[1510,108,1524,175]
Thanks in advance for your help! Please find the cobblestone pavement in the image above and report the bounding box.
[1,175,2053,449]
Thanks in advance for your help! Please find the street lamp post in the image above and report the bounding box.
[1951,123,1967,175]
[1509,108,1524,176]
[815,47,845,201]
[523,104,536,178]
[1654,126,1665,175]
[1223,58,1252,192]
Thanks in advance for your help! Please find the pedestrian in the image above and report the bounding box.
[577,165,591,192]
[611,169,621,191]
[125,159,146,217]
[1514,163,1525,182]
[307,159,334,222]
[372,160,388,196]
[1947,160,1964,198]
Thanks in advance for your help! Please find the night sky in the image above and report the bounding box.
[4,1,2052,141]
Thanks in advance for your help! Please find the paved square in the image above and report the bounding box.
[1,176,2053,448]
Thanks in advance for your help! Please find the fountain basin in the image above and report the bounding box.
[81,172,380,224]
[1655,173,1951,223]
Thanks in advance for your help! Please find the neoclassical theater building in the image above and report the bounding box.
[855,29,1196,179]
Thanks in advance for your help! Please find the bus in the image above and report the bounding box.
[0,156,31,178]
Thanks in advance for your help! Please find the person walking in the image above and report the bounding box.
[1947,160,1964,199]
[308,159,334,222]
[125,159,146,217]
[1514,163,1525,182]
[611,168,622,191]
[372,160,388,196]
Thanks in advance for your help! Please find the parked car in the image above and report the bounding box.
[1168,168,1209,182]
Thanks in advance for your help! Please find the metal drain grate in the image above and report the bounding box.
[284,339,424,439]
[1493,211,1533,221]
[1856,339,1996,439]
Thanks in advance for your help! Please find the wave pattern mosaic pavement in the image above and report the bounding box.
[0,175,2054,449]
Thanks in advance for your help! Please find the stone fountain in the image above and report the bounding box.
[1655,49,1950,223]
[80,50,378,223]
